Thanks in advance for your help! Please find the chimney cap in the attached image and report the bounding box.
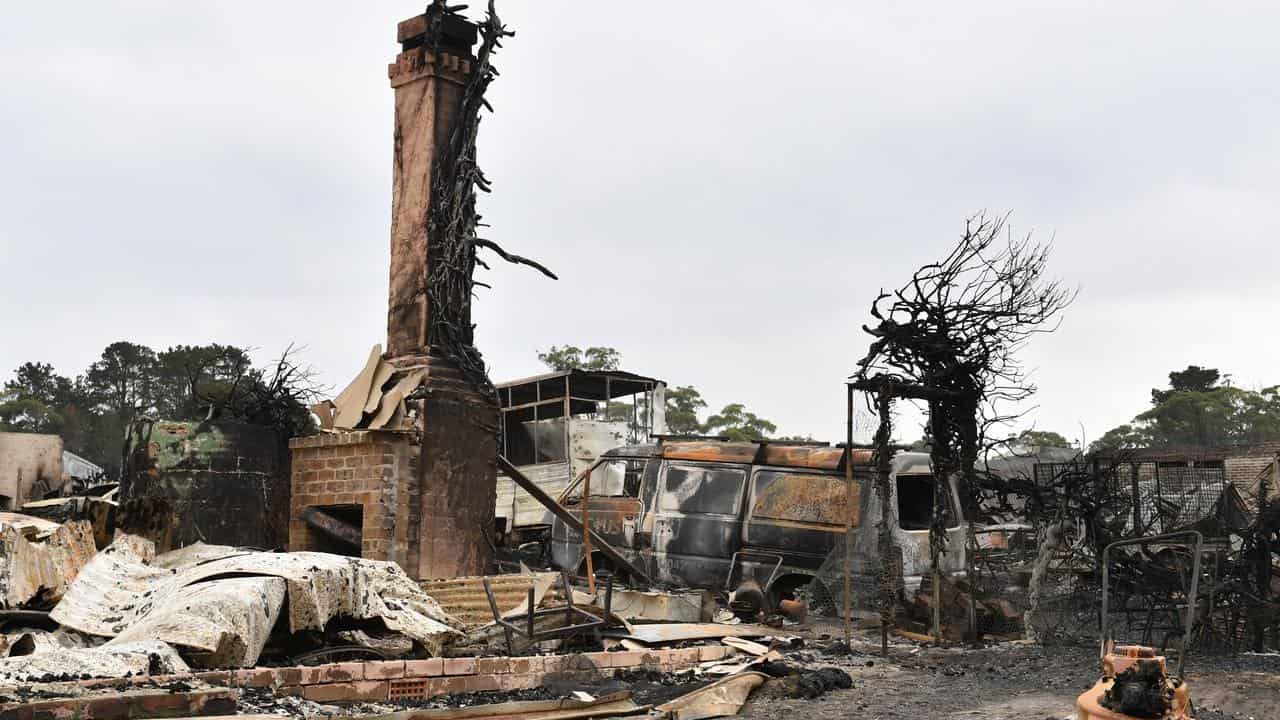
[398,10,478,55]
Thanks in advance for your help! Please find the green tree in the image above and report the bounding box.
[664,385,707,435]
[537,345,621,372]
[1151,365,1220,404]
[153,344,253,420]
[703,403,777,442]
[1017,429,1074,448]
[1092,365,1280,451]
[82,342,159,449]
[0,362,76,434]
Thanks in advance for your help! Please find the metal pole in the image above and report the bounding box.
[843,383,855,648]
[583,465,595,594]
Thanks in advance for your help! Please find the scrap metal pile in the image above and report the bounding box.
[975,456,1280,653]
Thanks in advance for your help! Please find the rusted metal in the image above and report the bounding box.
[582,468,595,594]
[662,441,758,464]
[482,570,612,655]
[498,456,651,584]
[421,572,561,628]
[551,440,968,617]
[0,514,96,609]
[1076,645,1192,720]
[843,384,855,646]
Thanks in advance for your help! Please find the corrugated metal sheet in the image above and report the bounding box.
[422,572,562,628]
[0,514,96,608]
[52,535,463,667]
[0,640,188,683]
[498,461,570,528]
[110,575,287,667]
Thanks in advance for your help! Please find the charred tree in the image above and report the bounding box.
[853,212,1073,642]
[423,0,555,392]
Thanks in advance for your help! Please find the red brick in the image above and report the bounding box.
[507,656,544,674]
[404,658,444,677]
[499,673,541,691]
[540,655,569,673]
[474,657,509,675]
[298,665,326,685]
[304,680,389,703]
[188,691,237,716]
[669,647,702,667]
[273,667,303,686]
[130,691,190,716]
[319,662,365,683]
[442,657,477,675]
[433,676,468,695]
[83,695,131,719]
[365,660,406,680]
[699,645,731,662]
[464,674,501,693]
[192,670,232,686]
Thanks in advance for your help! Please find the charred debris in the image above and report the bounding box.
[2,1,1278,719]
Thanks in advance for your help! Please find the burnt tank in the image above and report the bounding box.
[119,419,289,551]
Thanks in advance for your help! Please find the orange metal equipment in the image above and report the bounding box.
[1076,532,1204,720]
[1075,644,1191,720]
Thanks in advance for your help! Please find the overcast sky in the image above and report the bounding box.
[3,2,1278,447]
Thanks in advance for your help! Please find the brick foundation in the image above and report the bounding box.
[13,647,735,710]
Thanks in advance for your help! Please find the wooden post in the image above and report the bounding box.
[843,384,855,648]
[582,467,595,594]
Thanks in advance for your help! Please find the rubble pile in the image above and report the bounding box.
[0,526,461,685]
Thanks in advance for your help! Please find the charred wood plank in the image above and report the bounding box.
[302,507,361,548]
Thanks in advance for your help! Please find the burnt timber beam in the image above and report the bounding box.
[496,456,652,585]
[302,507,361,548]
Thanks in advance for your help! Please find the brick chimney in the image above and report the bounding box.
[384,8,497,579]
[386,9,477,355]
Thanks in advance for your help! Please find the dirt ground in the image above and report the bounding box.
[740,621,1280,720]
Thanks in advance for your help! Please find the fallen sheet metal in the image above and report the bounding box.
[51,535,463,668]
[0,515,96,608]
[110,575,287,667]
[601,623,772,645]
[0,640,189,683]
[333,344,383,429]
[326,344,424,431]
[599,588,709,623]
[366,690,645,720]
[49,535,174,636]
[656,672,768,720]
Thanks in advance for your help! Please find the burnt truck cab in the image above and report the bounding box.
[550,440,967,610]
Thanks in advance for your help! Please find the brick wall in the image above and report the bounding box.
[289,431,420,573]
[22,646,737,709]
[1225,455,1276,509]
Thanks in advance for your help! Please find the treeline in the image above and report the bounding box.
[0,342,317,478]
[1093,365,1280,451]
[536,345,798,442]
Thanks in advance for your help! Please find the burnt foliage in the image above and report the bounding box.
[851,213,1072,639]
[423,0,556,392]
[855,212,1074,516]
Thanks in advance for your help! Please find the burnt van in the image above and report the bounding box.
[549,440,967,610]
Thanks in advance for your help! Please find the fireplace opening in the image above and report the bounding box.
[302,504,364,557]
